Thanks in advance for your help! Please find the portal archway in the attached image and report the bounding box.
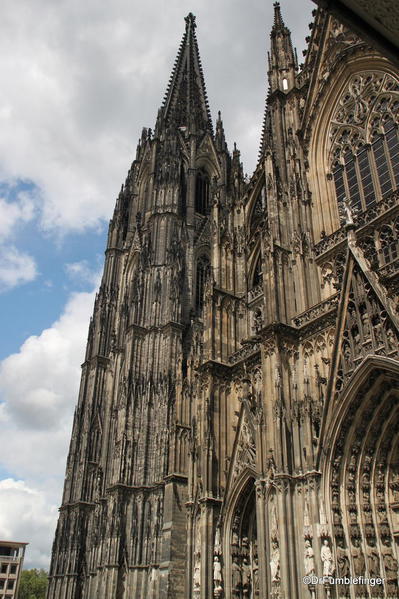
[224,475,260,599]
[323,359,399,598]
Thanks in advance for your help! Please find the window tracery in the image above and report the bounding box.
[330,72,399,215]
[251,254,262,289]
[195,254,210,314]
[249,187,266,239]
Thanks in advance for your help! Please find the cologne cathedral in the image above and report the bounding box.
[47,3,399,598]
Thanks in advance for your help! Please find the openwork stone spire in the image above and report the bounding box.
[162,13,213,134]
[268,2,297,93]
[272,1,285,30]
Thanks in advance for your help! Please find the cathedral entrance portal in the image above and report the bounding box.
[229,479,259,599]
[325,362,399,599]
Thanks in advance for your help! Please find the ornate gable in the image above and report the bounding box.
[194,218,211,248]
[196,131,221,176]
[323,237,399,424]
[301,12,369,140]
[226,404,257,496]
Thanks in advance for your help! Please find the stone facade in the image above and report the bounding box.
[47,5,399,599]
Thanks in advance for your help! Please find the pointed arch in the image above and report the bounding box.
[319,357,399,597]
[308,55,399,238]
[195,168,210,215]
[222,469,258,599]
[195,253,210,314]
[249,248,263,291]
[246,176,266,243]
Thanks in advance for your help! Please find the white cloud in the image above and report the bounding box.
[0,479,58,569]
[0,285,97,567]
[0,193,36,240]
[0,0,312,233]
[65,259,101,287]
[0,245,37,292]
[0,188,38,292]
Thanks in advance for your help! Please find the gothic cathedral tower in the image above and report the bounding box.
[48,5,399,599]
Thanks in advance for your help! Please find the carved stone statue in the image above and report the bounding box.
[382,538,398,581]
[242,556,251,597]
[351,537,365,576]
[339,196,355,225]
[193,562,200,598]
[336,539,350,578]
[304,539,315,576]
[213,555,223,596]
[253,556,259,596]
[367,545,380,578]
[320,539,334,577]
[232,555,241,597]
[270,540,280,582]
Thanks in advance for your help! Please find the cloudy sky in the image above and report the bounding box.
[0,0,313,570]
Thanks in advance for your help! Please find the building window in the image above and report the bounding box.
[6,579,14,590]
[379,224,399,265]
[252,254,262,288]
[195,255,210,313]
[249,187,266,238]
[0,579,4,589]
[329,71,399,214]
[333,125,399,213]
[9,565,17,575]
[385,119,399,187]
[195,169,210,215]
[1,564,8,574]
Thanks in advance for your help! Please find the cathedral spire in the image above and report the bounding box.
[268,2,297,93]
[272,1,285,29]
[161,13,213,135]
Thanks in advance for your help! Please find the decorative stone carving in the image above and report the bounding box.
[270,540,280,583]
[213,555,223,597]
[336,539,350,578]
[321,539,334,576]
[231,413,257,484]
[304,539,315,576]
[231,555,242,598]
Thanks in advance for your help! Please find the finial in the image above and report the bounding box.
[185,13,197,30]
[273,2,284,29]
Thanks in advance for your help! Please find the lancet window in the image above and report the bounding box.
[329,72,399,214]
[379,222,399,265]
[195,254,210,313]
[195,169,210,215]
[249,186,266,239]
[252,254,262,289]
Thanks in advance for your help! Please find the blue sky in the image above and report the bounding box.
[0,0,313,570]
[0,181,106,359]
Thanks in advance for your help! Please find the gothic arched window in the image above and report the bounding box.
[330,72,399,214]
[195,255,210,313]
[379,224,399,265]
[252,254,262,289]
[249,186,266,239]
[195,169,210,215]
